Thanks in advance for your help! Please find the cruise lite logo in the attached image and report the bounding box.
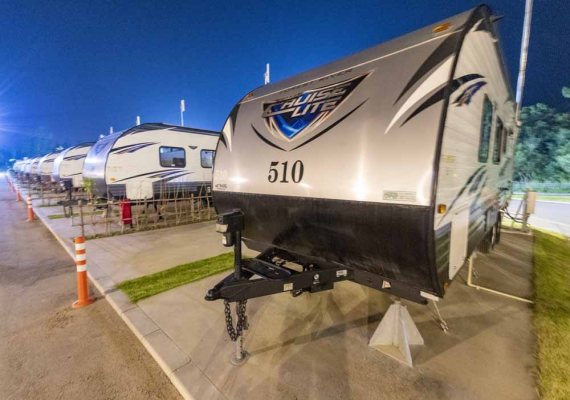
[262,73,368,141]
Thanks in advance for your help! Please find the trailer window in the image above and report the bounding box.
[159,147,186,168]
[502,127,509,154]
[478,96,493,163]
[493,117,503,164]
[201,150,215,168]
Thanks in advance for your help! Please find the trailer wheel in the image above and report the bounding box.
[477,230,492,253]
[494,216,502,245]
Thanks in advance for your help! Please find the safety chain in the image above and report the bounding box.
[224,299,248,341]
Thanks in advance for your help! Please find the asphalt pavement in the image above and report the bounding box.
[508,198,570,236]
[0,181,181,400]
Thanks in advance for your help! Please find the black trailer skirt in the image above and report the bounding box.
[214,191,440,297]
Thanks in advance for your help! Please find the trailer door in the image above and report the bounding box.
[449,207,470,279]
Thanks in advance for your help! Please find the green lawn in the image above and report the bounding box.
[533,230,570,399]
[117,252,234,303]
[47,211,103,220]
[512,194,570,203]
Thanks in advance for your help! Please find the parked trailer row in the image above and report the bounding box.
[11,123,220,200]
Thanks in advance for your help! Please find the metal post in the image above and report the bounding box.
[79,199,85,238]
[234,231,242,280]
[231,335,247,365]
[264,63,270,85]
[522,189,529,233]
[515,0,534,123]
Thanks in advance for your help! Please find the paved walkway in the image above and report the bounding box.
[0,181,180,400]
[136,231,537,400]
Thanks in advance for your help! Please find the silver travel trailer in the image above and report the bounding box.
[37,151,62,183]
[83,123,219,200]
[52,142,94,190]
[22,159,33,178]
[12,160,24,176]
[207,5,518,307]
[28,158,41,181]
[18,159,31,178]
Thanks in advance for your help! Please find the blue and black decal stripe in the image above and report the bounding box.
[252,125,286,151]
[111,142,158,154]
[64,155,87,161]
[401,74,485,127]
[112,169,185,183]
[442,166,486,218]
[395,34,461,105]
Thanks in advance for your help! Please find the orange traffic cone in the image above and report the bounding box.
[27,194,34,221]
[72,237,95,308]
[16,184,21,202]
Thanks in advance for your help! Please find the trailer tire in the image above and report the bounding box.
[477,230,492,254]
[494,215,502,245]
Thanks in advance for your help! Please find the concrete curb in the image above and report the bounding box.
[25,190,221,400]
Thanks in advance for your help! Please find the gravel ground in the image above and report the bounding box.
[0,180,181,400]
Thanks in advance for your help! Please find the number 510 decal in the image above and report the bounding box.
[268,161,304,183]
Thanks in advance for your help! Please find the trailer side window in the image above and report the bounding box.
[478,96,493,163]
[159,146,186,168]
[201,150,215,168]
[502,127,509,154]
[493,117,503,164]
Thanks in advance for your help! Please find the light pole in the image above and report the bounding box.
[515,0,534,124]
[264,63,270,85]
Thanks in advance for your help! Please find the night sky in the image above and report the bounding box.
[1,0,568,154]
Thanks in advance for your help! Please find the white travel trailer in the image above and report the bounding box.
[83,123,219,200]
[12,160,23,175]
[207,5,518,307]
[18,159,31,178]
[37,151,62,183]
[52,142,94,190]
[22,159,33,177]
[28,158,41,181]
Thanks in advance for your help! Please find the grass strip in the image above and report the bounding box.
[117,252,234,303]
[533,229,570,399]
[47,211,103,220]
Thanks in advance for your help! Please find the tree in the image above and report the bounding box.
[514,102,570,182]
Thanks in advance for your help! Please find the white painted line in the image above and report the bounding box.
[531,217,570,229]
[511,199,570,206]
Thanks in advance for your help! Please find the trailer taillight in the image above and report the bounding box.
[437,204,447,214]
